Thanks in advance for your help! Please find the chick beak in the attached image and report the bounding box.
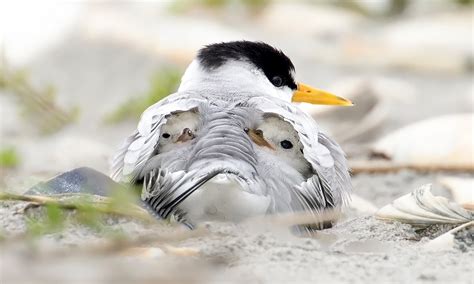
[246,128,275,150]
[176,128,195,143]
[292,82,353,106]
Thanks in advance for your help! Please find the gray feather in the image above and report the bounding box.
[112,93,352,228]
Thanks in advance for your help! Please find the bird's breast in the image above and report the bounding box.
[179,173,271,223]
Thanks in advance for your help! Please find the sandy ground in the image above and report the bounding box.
[1,171,473,284]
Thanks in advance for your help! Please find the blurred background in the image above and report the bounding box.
[0,2,473,283]
[0,0,472,191]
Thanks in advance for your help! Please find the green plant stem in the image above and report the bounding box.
[0,192,156,223]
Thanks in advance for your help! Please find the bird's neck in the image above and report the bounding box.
[178,60,276,97]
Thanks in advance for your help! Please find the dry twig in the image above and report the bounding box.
[350,161,474,174]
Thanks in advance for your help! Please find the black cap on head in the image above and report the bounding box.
[197,41,297,90]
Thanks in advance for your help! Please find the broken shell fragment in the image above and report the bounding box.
[424,221,473,251]
[375,184,473,228]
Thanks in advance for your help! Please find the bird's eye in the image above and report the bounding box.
[162,133,170,138]
[280,140,293,149]
[271,76,283,87]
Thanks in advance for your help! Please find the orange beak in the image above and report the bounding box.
[292,83,353,106]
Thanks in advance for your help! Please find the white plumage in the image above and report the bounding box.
[111,41,352,228]
[256,115,312,177]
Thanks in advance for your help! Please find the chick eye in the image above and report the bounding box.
[162,133,170,139]
[271,76,283,87]
[280,140,293,149]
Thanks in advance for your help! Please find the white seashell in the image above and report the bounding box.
[437,176,474,209]
[371,114,474,169]
[375,184,472,227]
[424,221,473,251]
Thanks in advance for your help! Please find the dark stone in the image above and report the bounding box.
[26,167,127,196]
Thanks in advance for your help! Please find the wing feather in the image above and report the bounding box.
[248,96,352,209]
[110,92,205,182]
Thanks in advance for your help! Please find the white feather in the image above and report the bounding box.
[111,57,352,215]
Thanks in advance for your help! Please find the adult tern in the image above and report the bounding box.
[111,41,352,228]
